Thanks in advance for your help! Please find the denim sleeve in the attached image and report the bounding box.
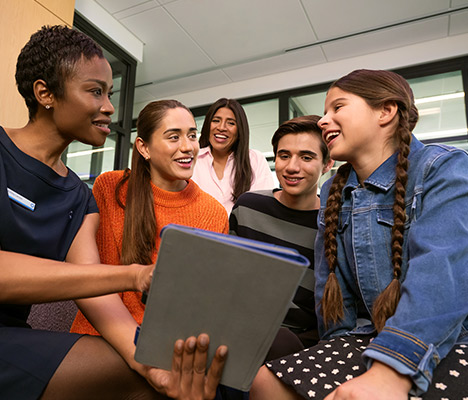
[363,148,468,395]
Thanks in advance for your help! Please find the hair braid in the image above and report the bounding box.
[320,162,352,328]
[372,110,412,331]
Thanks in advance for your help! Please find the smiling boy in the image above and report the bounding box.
[230,115,334,355]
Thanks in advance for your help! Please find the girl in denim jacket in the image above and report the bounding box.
[250,69,468,399]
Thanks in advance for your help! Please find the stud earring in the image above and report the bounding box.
[145,156,150,161]
[45,105,51,110]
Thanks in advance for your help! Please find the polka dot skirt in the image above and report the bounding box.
[266,336,468,399]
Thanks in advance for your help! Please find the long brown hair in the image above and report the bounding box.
[116,100,192,265]
[198,98,252,202]
[320,69,419,332]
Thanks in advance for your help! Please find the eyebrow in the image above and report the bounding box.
[84,79,113,90]
[163,127,198,134]
[277,149,318,156]
[324,96,347,113]
[213,116,237,122]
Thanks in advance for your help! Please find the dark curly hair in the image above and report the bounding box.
[15,25,104,120]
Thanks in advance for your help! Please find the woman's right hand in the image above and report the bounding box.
[143,333,227,400]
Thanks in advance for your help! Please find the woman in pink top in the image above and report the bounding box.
[192,98,274,213]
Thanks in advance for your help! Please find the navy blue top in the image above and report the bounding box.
[0,127,98,327]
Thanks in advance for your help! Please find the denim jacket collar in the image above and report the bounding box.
[343,135,424,197]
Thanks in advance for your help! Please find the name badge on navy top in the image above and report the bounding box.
[7,188,36,211]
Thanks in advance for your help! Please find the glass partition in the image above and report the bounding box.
[409,71,467,148]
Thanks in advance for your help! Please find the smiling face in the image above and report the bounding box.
[275,132,332,209]
[208,107,239,156]
[52,56,114,147]
[319,87,400,181]
[136,107,199,192]
[319,87,386,164]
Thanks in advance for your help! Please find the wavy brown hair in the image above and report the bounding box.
[320,69,419,332]
[116,100,192,265]
[198,98,252,202]
[271,115,330,165]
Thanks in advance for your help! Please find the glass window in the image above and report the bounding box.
[195,115,205,139]
[243,99,279,158]
[65,135,117,185]
[409,71,467,149]
[289,91,327,119]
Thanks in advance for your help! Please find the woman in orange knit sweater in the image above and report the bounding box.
[71,100,229,398]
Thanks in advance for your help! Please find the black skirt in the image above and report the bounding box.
[0,326,82,400]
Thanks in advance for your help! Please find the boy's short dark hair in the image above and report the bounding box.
[271,115,329,163]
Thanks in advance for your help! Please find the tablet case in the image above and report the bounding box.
[134,224,309,391]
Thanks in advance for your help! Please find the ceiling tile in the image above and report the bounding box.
[95,0,152,15]
[223,46,326,81]
[322,16,449,61]
[133,86,158,105]
[449,10,468,35]
[303,0,450,41]
[163,0,316,65]
[113,1,161,19]
[141,69,232,99]
[120,7,216,84]
[451,0,468,6]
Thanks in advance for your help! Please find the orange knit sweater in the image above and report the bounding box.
[70,170,229,335]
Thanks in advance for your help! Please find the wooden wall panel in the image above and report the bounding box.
[0,0,75,128]
[37,0,75,25]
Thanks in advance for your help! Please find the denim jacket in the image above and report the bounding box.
[315,136,468,395]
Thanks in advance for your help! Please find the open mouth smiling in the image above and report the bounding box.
[324,131,340,144]
[175,157,193,164]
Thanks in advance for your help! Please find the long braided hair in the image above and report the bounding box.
[320,70,419,332]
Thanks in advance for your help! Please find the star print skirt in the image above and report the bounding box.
[265,335,468,399]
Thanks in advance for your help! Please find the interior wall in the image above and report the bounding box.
[0,0,75,128]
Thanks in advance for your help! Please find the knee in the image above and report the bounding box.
[249,365,278,400]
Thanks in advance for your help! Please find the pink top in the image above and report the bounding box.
[192,147,274,214]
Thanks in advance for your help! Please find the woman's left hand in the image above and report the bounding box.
[145,333,228,400]
[324,361,412,400]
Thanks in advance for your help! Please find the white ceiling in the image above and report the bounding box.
[86,0,468,108]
